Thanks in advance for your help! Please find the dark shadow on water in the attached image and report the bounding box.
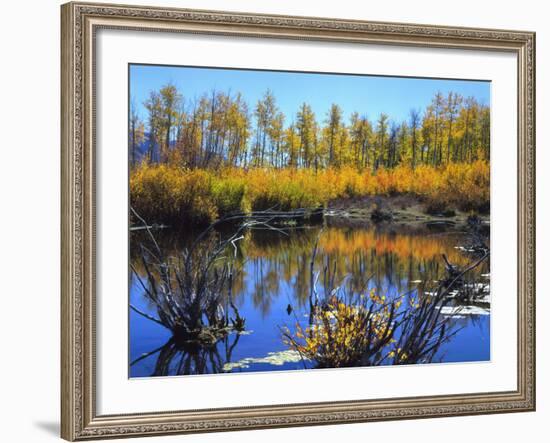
[34,421,59,437]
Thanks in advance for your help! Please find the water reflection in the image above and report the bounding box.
[129,223,490,377]
[130,333,243,376]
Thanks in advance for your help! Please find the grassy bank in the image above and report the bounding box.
[130,161,489,226]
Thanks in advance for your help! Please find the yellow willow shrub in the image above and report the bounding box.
[315,168,346,200]
[211,173,250,216]
[336,166,365,198]
[246,168,326,211]
[420,160,490,211]
[372,168,393,195]
[461,159,490,210]
[410,165,442,197]
[284,290,399,368]
[130,163,218,225]
[130,161,489,224]
[390,166,417,194]
[361,170,380,195]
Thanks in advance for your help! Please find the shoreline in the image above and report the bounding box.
[130,193,490,233]
[324,194,489,229]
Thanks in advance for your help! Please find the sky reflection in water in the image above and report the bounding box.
[129,224,490,377]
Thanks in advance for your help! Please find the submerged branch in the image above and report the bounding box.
[130,304,168,329]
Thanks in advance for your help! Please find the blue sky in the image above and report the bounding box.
[130,64,490,125]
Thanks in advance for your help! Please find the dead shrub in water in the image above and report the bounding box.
[131,208,303,346]
[130,208,248,345]
[283,244,490,368]
[131,332,243,376]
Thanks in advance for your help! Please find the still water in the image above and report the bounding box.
[129,223,490,377]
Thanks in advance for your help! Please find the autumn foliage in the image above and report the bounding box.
[130,161,489,225]
[283,289,403,367]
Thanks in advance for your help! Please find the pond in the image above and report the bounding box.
[129,221,490,377]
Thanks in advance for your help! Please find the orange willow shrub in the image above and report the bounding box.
[130,161,489,224]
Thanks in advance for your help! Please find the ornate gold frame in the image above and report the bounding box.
[61,1,536,440]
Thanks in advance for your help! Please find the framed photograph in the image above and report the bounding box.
[61,1,536,440]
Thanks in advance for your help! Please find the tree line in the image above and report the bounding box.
[130,83,490,171]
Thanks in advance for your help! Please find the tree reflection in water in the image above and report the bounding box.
[130,332,242,376]
[130,220,490,376]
